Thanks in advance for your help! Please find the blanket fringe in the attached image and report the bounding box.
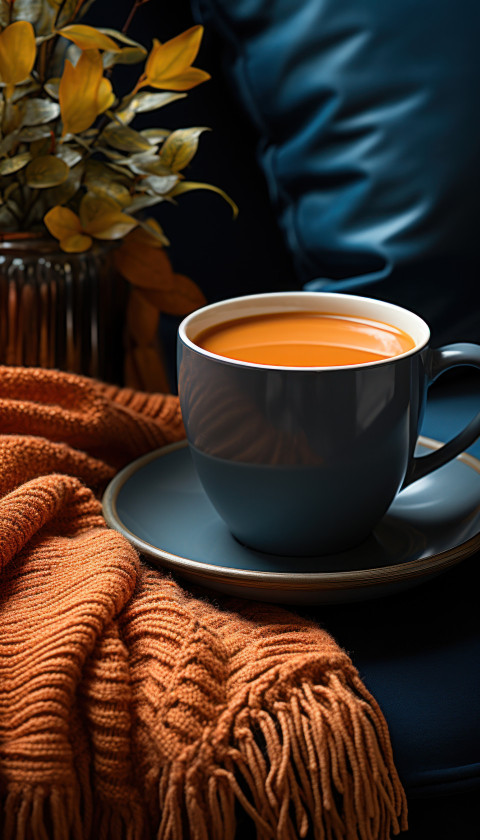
[157,671,408,840]
[0,784,146,840]
[1,785,83,840]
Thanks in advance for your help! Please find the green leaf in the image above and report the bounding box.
[63,41,82,68]
[19,125,53,142]
[112,105,136,127]
[35,33,57,45]
[2,100,25,135]
[55,144,83,167]
[137,160,175,177]
[23,99,60,127]
[84,160,132,206]
[95,147,129,163]
[0,153,32,176]
[44,162,83,205]
[104,163,136,181]
[11,82,41,103]
[11,0,42,23]
[134,92,187,114]
[115,92,184,125]
[30,137,52,157]
[140,128,170,143]
[25,155,69,188]
[96,28,146,48]
[30,1,55,37]
[103,46,147,69]
[48,0,80,29]
[3,182,19,201]
[160,127,210,172]
[0,130,20,157]
[44,78,60,99]
[171,181,239,217]
[142,174,179,196]
[0,1,8,28]
[101,123,153,153]
[119,150,159,175]
[124,194,165,214]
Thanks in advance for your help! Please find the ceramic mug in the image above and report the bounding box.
[177,292,480,555]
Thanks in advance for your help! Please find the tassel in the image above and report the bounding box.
[1,785,148,840]
[1,786,86,840]
[156,672,408,840]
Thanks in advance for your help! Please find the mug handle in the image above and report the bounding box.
[403,343,480,487]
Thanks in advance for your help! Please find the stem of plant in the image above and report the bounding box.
[22,191,43,230]
[5,201,22,224]
[70,0,88,24]
[53,0,69,29]
[122,0,152,35]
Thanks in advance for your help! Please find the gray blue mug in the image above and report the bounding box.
[177,292,480,555]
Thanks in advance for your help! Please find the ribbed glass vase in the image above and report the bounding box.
[0,236,126,384]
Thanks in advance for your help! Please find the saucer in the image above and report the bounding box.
[102,438,480,604]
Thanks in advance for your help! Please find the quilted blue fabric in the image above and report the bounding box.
[191,0,480,345]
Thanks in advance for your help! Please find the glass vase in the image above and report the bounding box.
[0,236,126,384]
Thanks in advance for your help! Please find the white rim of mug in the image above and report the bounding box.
[178,291,431,371]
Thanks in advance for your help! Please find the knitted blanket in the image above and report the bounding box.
[0,366,408,840]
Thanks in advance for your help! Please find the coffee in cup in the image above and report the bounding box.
[177,292,480,556]
[194,310,416,367]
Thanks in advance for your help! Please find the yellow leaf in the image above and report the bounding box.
[0,22,36,90]
[97,77,115,113]
[84,161,131,206]
[143,26,210,91]
[44,205,82,240]
[78,193,137,239]
[147,66,210,92]
[161,127,209,171]
[59,50,106,136]
[171,180,239,218]
[25,155,69,188]
[101,122,153,152]
[59,233,93,252]
[78,192,115,226]
[87,215,138,240]
[58,24,121,52]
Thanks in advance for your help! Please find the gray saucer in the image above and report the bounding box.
[102,438,480,604]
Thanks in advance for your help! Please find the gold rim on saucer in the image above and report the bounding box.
[102,437,480,599]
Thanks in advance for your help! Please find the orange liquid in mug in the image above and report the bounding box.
[195,311,416,366]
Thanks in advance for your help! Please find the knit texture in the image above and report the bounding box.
[0,366,408,840]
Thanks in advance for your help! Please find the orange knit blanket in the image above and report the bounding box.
[0,366,407,840]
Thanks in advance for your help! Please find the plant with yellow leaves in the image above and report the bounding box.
[1,1,235,255]
[0,0,236,387]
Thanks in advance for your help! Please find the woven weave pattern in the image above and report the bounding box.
[0,366,407,839]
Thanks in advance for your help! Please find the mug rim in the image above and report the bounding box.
[178,291,431,372]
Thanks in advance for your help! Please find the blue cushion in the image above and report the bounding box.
[318,543,480,801]
[191,0,480,345]
[310,383,480,814]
